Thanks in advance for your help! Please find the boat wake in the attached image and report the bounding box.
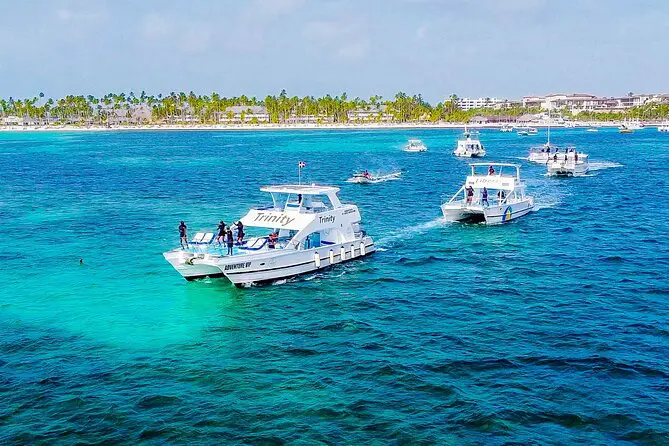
[346,171,402,184]
[588,161,623,171]
[377,218,449,247]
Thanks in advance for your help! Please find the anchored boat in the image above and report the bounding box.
[441,163,534,224]
[164,184,375,286]
[453,128,486,158]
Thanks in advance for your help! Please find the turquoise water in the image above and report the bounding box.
[1,128,667,443]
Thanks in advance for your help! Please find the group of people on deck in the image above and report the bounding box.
[178,220,245,255]
[465,185,506,207]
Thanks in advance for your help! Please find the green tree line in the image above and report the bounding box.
[1,90,668,126]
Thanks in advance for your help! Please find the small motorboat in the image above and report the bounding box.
[441,163,534,224]
[453,127,486,158]
[657,122,669,132]
[347,170,402,184]
[404,139,427,152]
[546,151,589,177]
[528,127,539,135]
[163,184,375,286]
[500,124,514,133]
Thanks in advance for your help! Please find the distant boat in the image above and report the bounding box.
[528,127,538,135]
[453,127,486,158]
[500,124,514,132]
[658,122,669,132]
[404,139,427,152]
[619,124,633,134]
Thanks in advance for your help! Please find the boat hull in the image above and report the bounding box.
[441,200,534,225]
[547,162,589,177]
[164,236,376,286]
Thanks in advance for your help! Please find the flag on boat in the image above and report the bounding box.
[298,161,306,168]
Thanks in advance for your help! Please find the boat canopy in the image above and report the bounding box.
[260,184,340,195]
[465,163,520,191]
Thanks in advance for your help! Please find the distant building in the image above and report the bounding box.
[456,97,508,111]
[522,93,667,114]
[347,105,393,122]
[219,105,270,123]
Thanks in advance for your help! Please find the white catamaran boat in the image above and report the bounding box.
[527,120,588,164]
[453,128,486,158]
[546,151,589,177]
[163,185,375,286]
[404,139,427,152]
[441,163,534,224]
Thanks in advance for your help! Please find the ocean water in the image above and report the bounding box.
[0,128,667,444]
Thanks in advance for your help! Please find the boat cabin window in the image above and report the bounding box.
[271,192,334,212]
[303,232,322,250]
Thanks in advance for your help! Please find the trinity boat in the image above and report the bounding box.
[453,128,486,158]
[404,139,427,152]
[164,185,375,286]
[441,163,534,224]
[546,151,589,177]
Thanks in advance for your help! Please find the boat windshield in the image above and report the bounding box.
[256,192,336,213]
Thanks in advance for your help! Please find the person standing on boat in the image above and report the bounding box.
[482,187,489,206]
[466,186,474,204]
[216,220,226,246]
[488,165,495,175]
[574,151,578,162]
[235,221,245,244]
[226,228,234,255]
[179,221,188,249]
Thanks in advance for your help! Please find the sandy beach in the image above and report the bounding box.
[0,121,627,133]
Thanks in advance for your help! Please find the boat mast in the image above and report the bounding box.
[547,107,551,146]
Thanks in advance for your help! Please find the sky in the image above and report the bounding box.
[0,0,667,103]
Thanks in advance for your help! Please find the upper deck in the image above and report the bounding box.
[465,163,521,191]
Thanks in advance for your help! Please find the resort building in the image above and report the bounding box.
[456,97,507,111]
[522,93,669,114]
[347,105,393,122]
[219,105,270,123]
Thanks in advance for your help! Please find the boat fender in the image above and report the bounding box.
[360,242,366,256]
[340,246,346,261]
[350,245,356,258]
[329,250,335,264]
[314,253,321,268]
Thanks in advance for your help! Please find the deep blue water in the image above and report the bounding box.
[0,128,667,444]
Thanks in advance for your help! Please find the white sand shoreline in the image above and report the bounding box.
[0,122,631,133]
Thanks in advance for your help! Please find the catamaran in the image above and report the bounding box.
[404,139,427,152]
[441,163,534,224]
[546,151,589,177]
[527,118,587,164]
[163,184,375,286]
[453,127,486,158]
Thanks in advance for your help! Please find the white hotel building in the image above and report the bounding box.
[456,97,508,111]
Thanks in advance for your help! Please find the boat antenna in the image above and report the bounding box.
[547,108,551,146]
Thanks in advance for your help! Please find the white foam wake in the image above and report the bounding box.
[376,217,449,246]
[588,161,623,171]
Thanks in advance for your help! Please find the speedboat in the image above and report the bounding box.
[347,171,401,184]
[441,163,534,224]
[546,151,589,177]
[586,127,599,132]
[500,124,514,133]
[657,122,669,132]
[619,124,633,134]
[517,128,529,136]
[528,127,538,135]
[163,184,375,286]
[453,127,486,158]
[404,139,427,152]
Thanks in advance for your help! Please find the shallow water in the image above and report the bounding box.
[1,128,668,443]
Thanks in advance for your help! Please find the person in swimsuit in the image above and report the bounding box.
[235,221,245,244]
[217,220,226,246]
[482,187,489,206]
[179,221,188,249]
[488,165,495,175]
[226,228,234,255]
[466,185,474,204]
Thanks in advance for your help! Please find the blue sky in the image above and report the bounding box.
[0,0,666,102]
